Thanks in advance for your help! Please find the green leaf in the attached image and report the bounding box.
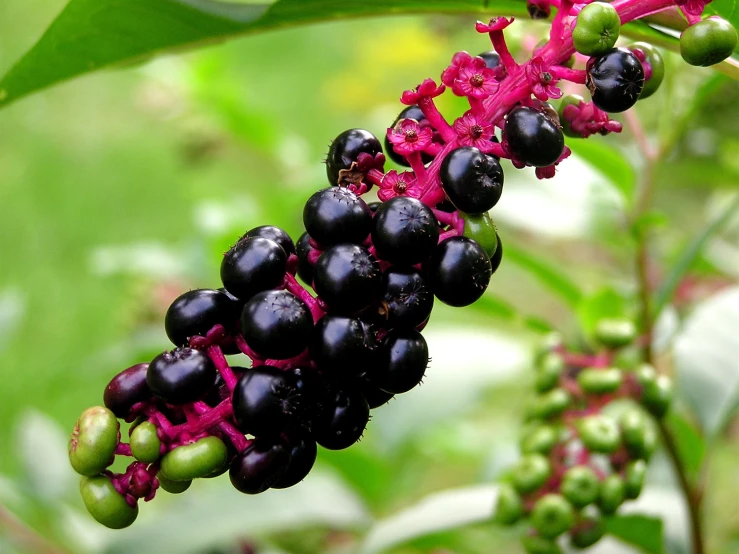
[606,515,664,554]
[0,0,527,108]
[707,0,739,36]
[674,286,739,436]
[360,484,497,554]
[468,293,554,333]
[576,287,630,342]
[664,412,706,479]
[653,193,739,317]
[568,138,637,203]
[503,244,583,309]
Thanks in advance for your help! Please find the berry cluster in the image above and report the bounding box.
[69,0,735,530]
[496,319,673,553]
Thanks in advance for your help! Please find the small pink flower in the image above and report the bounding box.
[387,119,433,155]
[452,57,499,98]
[441,51,473,87]
[475,17,514,34]
[526,57,562,102]
[378,170,420,202]
[400,78,446,106]
[453,111,497,152]
[676,0,711,16]
[563,101,622,138]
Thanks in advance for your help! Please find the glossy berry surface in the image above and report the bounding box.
[244,225,296,257]
[313,244,381,315]
[272,434,318,489]
[359,378,395,409]
[587,48,644,113]
[370,329,428,394]
[425,236,492,307]
[572,1,620,56]
[220,237,287,300]
[309,315,376,378]
[326,128,382,186]
[680,17,738,67]
[303,187,372,247]
[461,212,497,258]
[241,290,313,359]
[69,406,119,476]
[478,50,501,69]
[313,384,370,450]
[147,348,216,405]
[504,107,564,167]
[80,475,139,529]
[229,438,291,494]
[160,436,228,481]
[103,363,151,418]
[295,231,316,285]
[440,146,504,213]
[629,42,664,99]
[378,267,434,329]
[372,197,439,265]
[165,288,238,347]
[489,233,503,274]
[232,366,304,436]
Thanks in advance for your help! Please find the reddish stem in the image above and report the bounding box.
[419,96,455,141]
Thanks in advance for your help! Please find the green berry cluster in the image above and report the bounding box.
[495,318,673,553]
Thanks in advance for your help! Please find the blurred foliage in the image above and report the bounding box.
[1,2,739,554]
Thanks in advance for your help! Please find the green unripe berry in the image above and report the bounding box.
[531,494,576,539]
[512,454,552,494]
[521,534,563,554]
[578,415,621,454]
[521,425,560,455]
[461,212,498,258]
[160,436,228,482]
[558,94,585,138]
[594,318,637,348]
[680,17,738,67]
[569,513,606,549]
[69,407,119,477]
[156,471,192,494]
[560,465,600,507]
[535,353,565,393]
[619,409,656,460]
[628,42,665,99]
[532,388,572,420]
[572,2,621,56]
[534,332,564,364]
[624,460,647,499]
[130,421,162,463]
[496,483,524,525]
[598,474,626,514]
[642,376,673,418]
[80,475,138,529]
[577,367,623,394]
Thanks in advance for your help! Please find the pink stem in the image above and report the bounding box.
[366,168,385,187]
[419,97,455,141]
[283,273,324,322]
[433,209,456,226]
[207,345,238,391]
[490,30,517,74]
[550,66,587,84]
[406,151,428,186]
[234,334,264,365]
[115,443,132,456]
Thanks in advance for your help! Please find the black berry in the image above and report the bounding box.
[313,245,382,315]
[147,348,217,405]
[229,438,290,494]
[490,233,503,274]
[103,363,151,419]
[377,267,434,329]
[221,237,287,300]
[303,187,372,247]
[425,236,492,307]
[232,366,305,436]
[359,378,395,409]
[295,232,316,286]
[440,146,504,214]
[165,288,239,347]
[372,197,439,265]
[478,50,501,69]
[272,433,318,489]
[241,290,313,359]
[326,129,382,186]
[309,315,376,378]
[244,225,295,257]
[504,106,564,167]
[587,48,645,113]
[369,329,428,394]
[313,384,370,450]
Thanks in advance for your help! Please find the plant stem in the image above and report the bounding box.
[627,109,706,554]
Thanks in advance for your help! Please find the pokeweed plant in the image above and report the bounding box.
[2,0,739,553]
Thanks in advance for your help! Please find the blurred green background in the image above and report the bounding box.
[1,1,739,553]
